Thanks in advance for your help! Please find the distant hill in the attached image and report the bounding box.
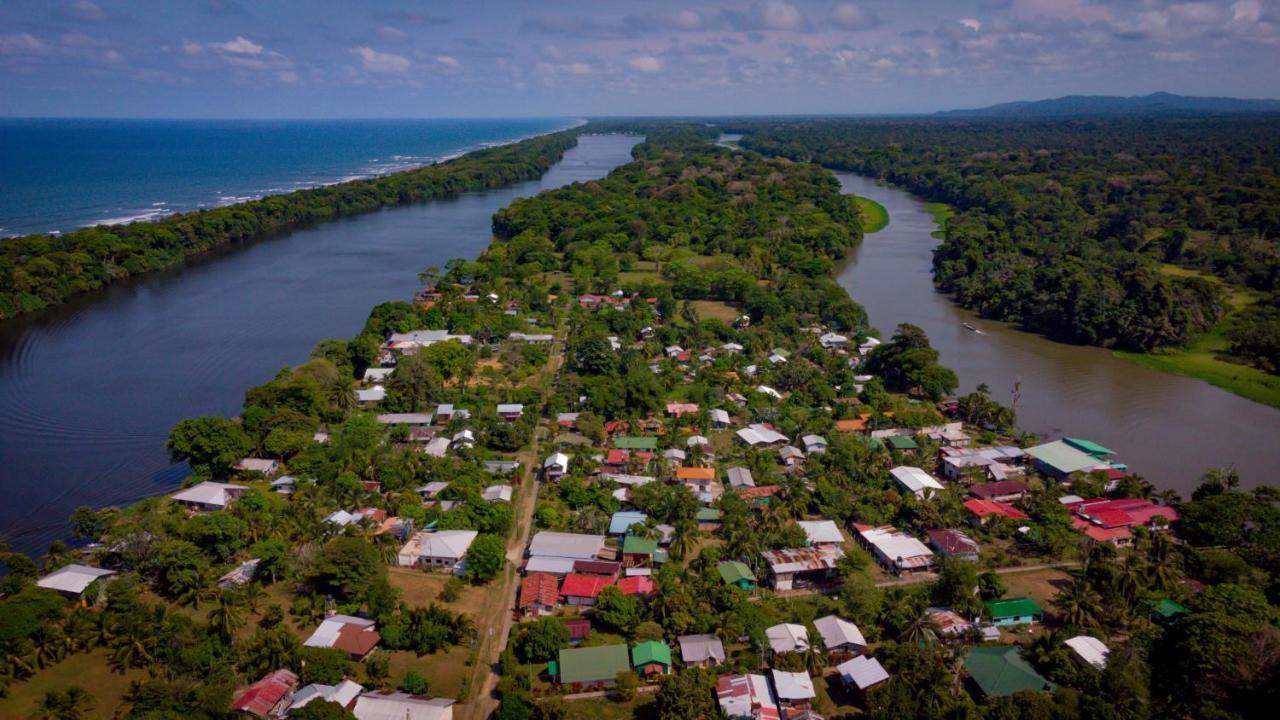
[937,92,1280,118]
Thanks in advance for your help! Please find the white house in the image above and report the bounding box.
[352,691,454,720]
[287,679,364,715]
[837,655,889,691]
[543,452,570,480]
[1065,635,1110,669]
[814,615,867,656]
[397,530,478,571]
[710,409,731,427]
[678,634,727,668]
[726,467,755,489]
[797,520,844,547]
[765,623,810,654]
[356,386,387,405]
[36,564,116,598]
[854,523,936,574]
[890,466,945,500]
[236,458,280,476]
[362,368,394,383]
[736,423,789,447]
[771,669,816,706]
[171,481,248,511]
[801,434,829,454]
[820,332,849,349]
[496,403,524,420]
[482,485,513,503]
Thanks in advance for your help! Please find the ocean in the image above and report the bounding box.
[0,117,578,237]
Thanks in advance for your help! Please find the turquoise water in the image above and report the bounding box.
[0,117,577,237]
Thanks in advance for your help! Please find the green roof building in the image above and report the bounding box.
[1025,440,1103,480]
[623,535,658,556]
[614,436,659,450]
[557,644,631,687]
[1063,437,1115,459]
[984,597,1044,626]
[1151,597,1189,621]
[965,646,1055,698]
[631,641,673,676]
[718,560,758,589]
[696,508,723,523]
[887,435,919,450]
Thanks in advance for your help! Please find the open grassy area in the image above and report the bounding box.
[854,196,889,234]
[387,566,490,613]
[924,202,953,239]
[688,299,741,323]
[1115,264,1280,410]
[384,645,474,699]
[557,695,657,719]
[0,648,147,718]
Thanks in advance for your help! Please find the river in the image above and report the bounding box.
[0,134,641,555]
[835,173,1280,496]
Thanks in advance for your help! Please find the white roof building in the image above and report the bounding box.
[755,384,783,399]
[528,532,605,560]
[170,481,248,510]
[837,655,889,690]
[36,564,116,596]
[855,524,935,573]
[482,485,513,503]
[352,691,454,720]
[543,452,570,474]
[356,387,387,404]
[423,437,450,457]
[716,674,777,720]
[1065,635,1110,669]
[765,623,810,654]
[419,530,477,562]
[797,520,844,546]
[820,332,849,348]
[802,434,829,454]
[687,435,711,448]
[709,408,731,426]
[303,614,376,649]
[376,412,434,425]
[771,670,816,703]
[890,466,945,499]
[726,467,755,489]
[237,458,280,475]
[678,634,727,665]
[387,330,472,347]
[736,423,789,447]
[721,342,744,353]
[496,403,524,416]
[363,368,394,383]
[288,680,365,714]
[814,615,867,651]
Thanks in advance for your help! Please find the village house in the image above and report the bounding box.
[496,403,524,421]
[837,655,890,695]
[802,434,829,454]
[286,679,363,715]
[36,564,116,602]
[518,572,560,618]
[766,623,811,654]
[218,558,261,589]
[1064,635,1110,670]
[555,644,631,690]
[779,445,805,468]
[666,401,699,418]
[854,524,935,574]
[622,535,658,568]
[631,640,673,677]
[356,386,387,406]
[351,691,454,720]
[542,451,570,480]
[761,546,845,590]
[797,520,845,547]
[710,408,731,427]
[362,367,394,384]
[813,615,867,660]
[890,466,944,500]
[736,423,789,447]
[609,510,648,536]
[526,531,608,575]
[772,669,816,711]
[718,560,758,590]
[482,484,513,503]
[678,634,727,668]
[303,615,380,660]
[963,498,1029,526]
[677,465,722,503]
[560,573,614,606]
[716,674,780,720]
[928,607,976,637]
[376,412,434,427]
[396,530,477,572]
[230,668,298,718]
[1067,497,1179,546]
[968,479,1031,502]
[170,481,248,511]
[236,458,280,477]
[965,646,1055,699]
[927,529,981,561]
[616,575,656,597]
[1025,439,1111,481]
[940,446,1025,481]
[984,597,1044,627]
[726,466,755,489]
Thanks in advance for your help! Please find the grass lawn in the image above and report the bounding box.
[1115,264,1280,410]
[556,695,657,719]
[384,645,474,699]
[387,566,489,613]
[997,567,1070,616]
[0,648,147,719]
[854,196,889,234]
[924,202,953,239]
[688,300,740,323]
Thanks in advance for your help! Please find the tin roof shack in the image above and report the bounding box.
[526,532,608,575]
[286,679,363,714]
[679,634,727,668]
[771,670,816,711]
[984,597,1044,627]
[230,668,299,718]
[927,529,980,562]
[814,615,867,662]
[837,655,889,695]
[853,524,935,574]
[797,520,845,547]
[889,466,944,500]
[351,691,455,720]
[717,674,780,720]
[761,546,844,591]
[304,615,380,660]
[556,644,631,690]
[964,646,1055,699]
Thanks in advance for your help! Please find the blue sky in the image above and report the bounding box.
[1,0,1278,117]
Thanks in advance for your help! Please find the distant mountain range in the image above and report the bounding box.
[937,92,1280,118]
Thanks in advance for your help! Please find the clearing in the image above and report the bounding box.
[855,196,889,234]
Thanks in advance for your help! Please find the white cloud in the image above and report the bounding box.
[0,33,47,56]
[830,4,881,31]
[1232,0,1263,23]
[1153,50,1199,62]
[376,26,409,43]
[351,46,411,74]
[277,70,299,83]
[960,18,983,32]
[213,36,263,56]
[628,55,663,72]
[670,10,703,31]
[434,55,460,68]
[66,1,105,22]
[567,62,592,75]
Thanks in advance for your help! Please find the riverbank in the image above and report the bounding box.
[855,196,889,233]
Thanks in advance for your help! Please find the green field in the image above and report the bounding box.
[924,202,953,239]
[854,196,889,233]
[1115,265,1280,410]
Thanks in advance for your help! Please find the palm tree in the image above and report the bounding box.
[208,590,248,641]
[32,686,94,720]
[62,609,96,654]
[898,612,938,646]
[109,638,152,673]
[1,649,36,681]
[328,377,357,415]
[240,582,266,614]
[42,540,75,573]
[30,625,66,668]
[1145,532,1183,592]
[803,636,828,675]
[669,520,697,561]
[1055,572,1103,628]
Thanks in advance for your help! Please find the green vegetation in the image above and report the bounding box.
[737,118,1280,355]
[0,131,578,320]
[854,196,889,234]
[924,202,953,240]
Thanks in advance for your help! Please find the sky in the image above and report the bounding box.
[1,0,1278,118]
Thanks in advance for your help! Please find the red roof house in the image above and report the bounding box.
[231,669,299,717]
[560,617,592,642]
[616,576,656,597]
[963,498,1029,524]
[561,574,614,606]
[606,450,630,466]
[519,573,560,617]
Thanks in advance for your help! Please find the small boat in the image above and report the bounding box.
[962,322,978,332]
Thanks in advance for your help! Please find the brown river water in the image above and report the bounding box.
[834,172,1279,497]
